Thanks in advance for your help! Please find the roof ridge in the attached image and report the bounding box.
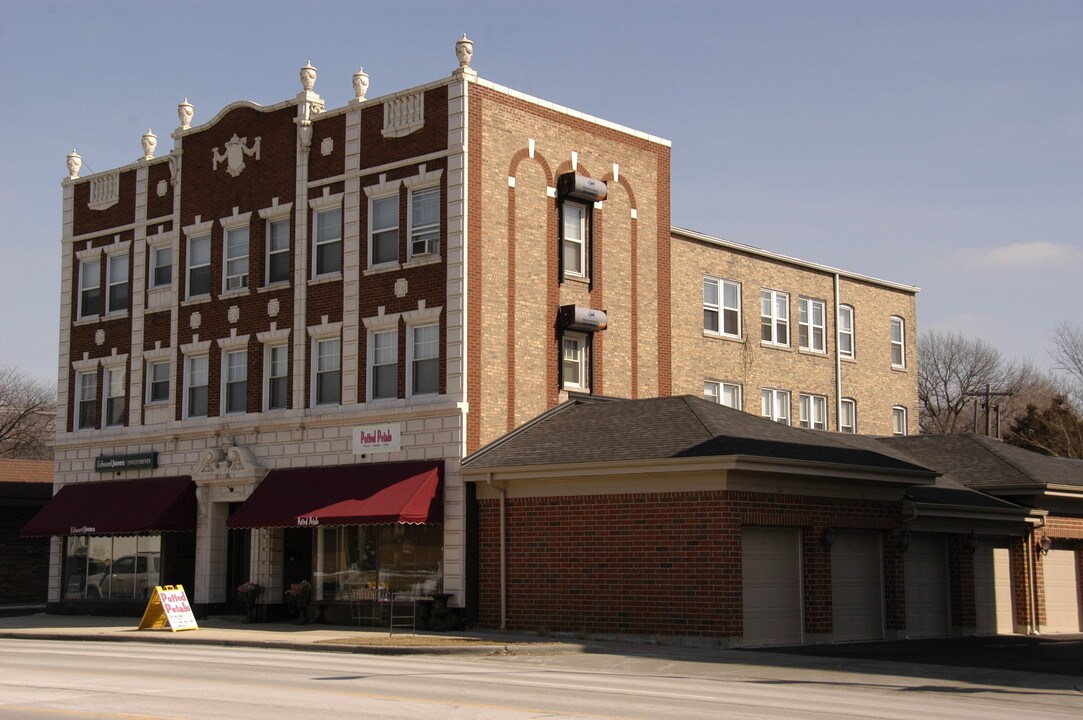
[968,433,1042,484]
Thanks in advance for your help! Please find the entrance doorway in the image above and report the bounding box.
[225,503,251,614]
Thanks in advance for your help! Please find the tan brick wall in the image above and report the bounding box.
[470,84,671,448]
[671,234,918,436]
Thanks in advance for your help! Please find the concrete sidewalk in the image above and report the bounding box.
[0,612,582,656]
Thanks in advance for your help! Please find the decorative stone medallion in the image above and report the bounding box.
[156,180,168,197]
[94,329,105,346]
[190,312,201,330]
[394,278,408,298]
[321,137,333,156]
[228,305,240,324]
[267,298,280,318]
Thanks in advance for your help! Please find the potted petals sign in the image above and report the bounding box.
[352,422,401,454]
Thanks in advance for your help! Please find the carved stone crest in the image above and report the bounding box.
[212,134,261,177]
[228,305,240,324]
[267,298,280,318]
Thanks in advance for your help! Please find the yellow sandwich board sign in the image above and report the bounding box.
[138,585,199,632]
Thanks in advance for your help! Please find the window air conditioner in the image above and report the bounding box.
[227,275,247,290]
[411,238,437,257]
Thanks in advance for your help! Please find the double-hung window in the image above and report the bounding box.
[411,325,439,396]
[266,219,290,285]
[266,345,288,410]
[840,398,856,433]
[761,388,790,425]
[892,406,908,436]
[408,187,440,259]
[224,227,249,291]
[185,355,208,418]
[313,207,342,276]
[562,202,587,279]
[890,316,906,368]
[799,393,827,430]
[187,235,211,298]
[224,350,247,414]
[704,277,740,337]
[150,246,172,289]
[106,254,129,314]
[147,360,170,404]
[104,366,126,427]
[369,196,399,267]
[76,370,97,430]
[798,298,825,353]
[314,338,341,405]
[562,334,586,391]
[760,289,789,346]
[838,305,854,359]
[371,329,398,400]
[704,381,741,409]
[78,258,101,319]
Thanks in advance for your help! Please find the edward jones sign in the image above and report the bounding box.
[352,422,401,454]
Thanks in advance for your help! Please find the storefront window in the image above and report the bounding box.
[63,535,162,600]
[313,525,442,602]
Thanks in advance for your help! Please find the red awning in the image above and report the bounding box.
[21,476,196,537]
[226,460,442,529]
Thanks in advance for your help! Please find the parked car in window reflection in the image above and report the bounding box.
[87,553,160,599]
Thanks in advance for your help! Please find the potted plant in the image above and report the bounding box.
[284,580,313,624]
[236,581,263,623]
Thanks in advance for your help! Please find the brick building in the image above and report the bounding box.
[0,459,52,605]
[33,38,921,624]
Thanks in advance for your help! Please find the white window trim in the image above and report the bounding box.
[760,289,790,347]
[704,379,742,410]
[308,191,344,279]
[838,305,855,360]
[704,276,741,339]
[258,201,294,287]
[220,348,248,416]
[362,309,402,403]
[561,332,587,391]
[798,393,827,430]
[104,248,130,316]
[256,325,292,412]
[216,333,251,415]
[893,405,908,436]
[185,234,212,300]
[797,297,826,353]
[149,243,173,290]
[72,357,100,431]
[561,200,588,280]
[180,338,212,419]
[145,358,171,406]
[76,253,102,320]
[761,388,791,425]
[840,398,856,433]
[101,360,128,427]
[401,302,443,398]
[220,212,251,293]
[364,177,402,270]
[307,319,343,407]
[406,185,441,261]
[891,316,906,368]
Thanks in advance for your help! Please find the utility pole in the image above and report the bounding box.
[963,384,1012,438]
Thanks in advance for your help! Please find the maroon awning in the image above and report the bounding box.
[226,460,443,529]
[21,476,196,537]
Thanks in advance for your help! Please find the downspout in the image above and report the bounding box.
[1027,520,1042,634]
[834,273,843,429]
[487,473,507,631]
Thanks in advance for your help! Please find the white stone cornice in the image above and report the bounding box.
[146,227,178,248]
[308,188,344,210]
[182,218,214,237]
[256,325,291,344]
[216,331,251,351]
[362,308,402,331]
[401,301,443,325]
[403,167,444,189]
[101,351,129,368]
[363,174,402,198]
[75,246,103,262]
[103,239,132,256]
[307,319,343,339]
[258,199,294,221]
[143,345,173,362]
[72,355,101,371]
[180,338,212,355]
[219,208,253,230]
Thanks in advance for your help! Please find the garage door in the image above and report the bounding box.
[974,540,1013,635]
[1043,547,1081,633]
[743,527,802,647]
[905,533,949,638]
[832,531,883,642]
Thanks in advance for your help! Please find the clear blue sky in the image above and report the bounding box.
[2,0,1080,384]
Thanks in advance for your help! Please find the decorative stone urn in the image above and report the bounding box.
[141,130,157,160]
[66,149,82,179]
[177,98,194,130]
[455,34,474,69]
[352,67,369,102]
[300,61,317,92]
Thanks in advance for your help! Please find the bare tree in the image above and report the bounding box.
[918,330,1005,433]
[0,365,56,459]
[1050,321,1083,407]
